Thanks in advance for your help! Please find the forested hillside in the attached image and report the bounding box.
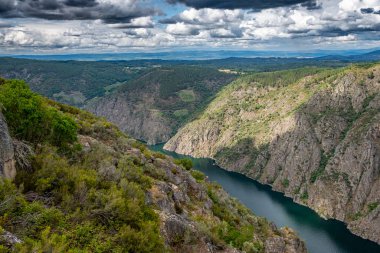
[0,56,368,144]
[0,58,146,106]
[0,78,306,252]
[85,66,236,144]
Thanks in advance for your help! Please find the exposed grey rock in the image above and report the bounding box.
[0,111,16,179]
[165,65,380,244]
[0,231,22,247]
[85,94,173,145]
[265,237,286,253]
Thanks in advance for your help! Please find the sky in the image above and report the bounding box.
[0,0,379,54]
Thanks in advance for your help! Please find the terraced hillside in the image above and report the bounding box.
[165,64,380,243]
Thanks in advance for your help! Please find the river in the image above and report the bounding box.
[150,144,380,253]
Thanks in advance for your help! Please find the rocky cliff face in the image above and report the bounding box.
[0,111,15,179]
[85,93,174,145]
[165,65,380,244]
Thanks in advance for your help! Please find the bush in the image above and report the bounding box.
[0,79,77,148]
[174,158,193,170]
[191,170,205,182]
[368,202,379,213]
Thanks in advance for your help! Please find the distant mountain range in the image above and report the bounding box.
[317,50,380,61]
[1,48,380,61]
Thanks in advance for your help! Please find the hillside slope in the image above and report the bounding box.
[165,64,380,244]
[0,58,147,106]
[0,79,306,253]
[85,66,235,144]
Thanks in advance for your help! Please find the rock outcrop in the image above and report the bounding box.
[0,111,15,179]
[78,122,307,253]
[85,93,174,145]
[165,65,380,244]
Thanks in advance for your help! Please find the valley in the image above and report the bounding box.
[165,63,380,244]
[1,0,380,251]
[151,144,380,253]
[0,78,305,252]
[1,54,380,251]
[1,54,375,144]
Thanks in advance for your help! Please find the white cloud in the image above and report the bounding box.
[179,8,242,24]
[0,0,379,52]
[166,22,198,35]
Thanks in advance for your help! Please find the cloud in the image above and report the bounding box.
[166,0,317,10]
[0,0,159,24]
[0,20,12,28]
[166,22,200,35]
[109,16,154,28]
[163,0,380,40]
[0,0,379,52]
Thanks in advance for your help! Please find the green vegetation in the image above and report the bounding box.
[0,79,77,149]
[352,211,363,221]
[178,89,196,102]
[114,66,235,133]
[0,79,165,252]
[237,67,326,88]
[173,109,189,118]
[367,202,379,213]
[0,58,145,104]
[190,170,206,182]
[174,158,193,170]
[203,184,268,251]
[282,179,290,188]
[0,79,285,252]
[310,151,332,183]
[301,190,309,201]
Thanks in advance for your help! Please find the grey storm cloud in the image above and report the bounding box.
[361,8,380,15]
[0,0,158,24]
[166,0,318,10]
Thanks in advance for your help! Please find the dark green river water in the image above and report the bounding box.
[150,144,380,253]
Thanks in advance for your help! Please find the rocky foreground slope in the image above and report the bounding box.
[165,64,380,244]
[0,78,305,252]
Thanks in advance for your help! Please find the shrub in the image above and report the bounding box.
[368,202,379,213]
[0,79,77,148]
[174,158,193,170]
[282,179,289,188]
[191,170,205,182]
